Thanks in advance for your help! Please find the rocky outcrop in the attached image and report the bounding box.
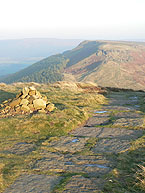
[0,87,55,117]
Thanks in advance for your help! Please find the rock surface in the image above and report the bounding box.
[4,174,63,193]
[3,91,145,192]
[0,87,55,117]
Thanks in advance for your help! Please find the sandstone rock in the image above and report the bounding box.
[15,106,21,113]
[46,103,55,112]
[25,95,30,100]
[5,106,11,110]
[0,86,54,117]
[29,90,36,96]
[29,86,36,91]
[21,95,26,99]
[28,96,35,104]
[21,105,30,112]
[3,100,8,104]
[22,87,29,96]
[4,106,11,113]
[38,109,46,113]
[31,95,39,100]
[28,104,35,110]
[36,90,42,98]
[33,99,46,110]
[42,96,47,102]
[20,99,29,106]
[16,92,23,99]
[9,98,21,108]
[0,104,4,108]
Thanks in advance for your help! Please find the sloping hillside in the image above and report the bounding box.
[1,40,145,90]
[1,54,68,83]
[0,38,82,76]
[65,41,145,90]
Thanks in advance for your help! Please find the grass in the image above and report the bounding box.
[103,135,145,193]
[0,82,106,192]
[136,165,145,191]
[102,92,145,193]
[51,172,89,193]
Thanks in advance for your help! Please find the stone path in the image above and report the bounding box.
[4,175,63,193]
[4,91,144,193]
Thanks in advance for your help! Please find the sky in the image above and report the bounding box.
[0,0,145,40]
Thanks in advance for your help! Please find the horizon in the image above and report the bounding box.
[0,37,145,43]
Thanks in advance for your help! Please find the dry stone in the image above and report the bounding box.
[20,99,29,106]
[38,109,46,113]
[33,99,46,110]
[4,174,62,193]
[0,87,55,117]
[9,98,21,107]
[29,86,36,91]
[21,105,30,112]
[28,104,35,111]
[22,87,29,96]
[29,90,36,96]
[46,103,55,112]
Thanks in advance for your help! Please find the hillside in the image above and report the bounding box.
[1,40,145,90]
[0,38,82,76]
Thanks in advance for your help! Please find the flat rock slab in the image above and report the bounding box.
[109,99,138,106]
[114,111,143,118]
[112,118,144,128]
[63,175,103,193]
[71,126,143,139]
[95,127,143,139]
[85,117,110,127]
[44,136,89,153]
[102,105,131,111]
[33,153,110,176]
[4,174,62,193]
[7,142,36,155]
[93,138,131,153]
[71,127,101,137]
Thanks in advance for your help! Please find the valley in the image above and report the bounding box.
[0,38,82,77]
[1,40,145,91]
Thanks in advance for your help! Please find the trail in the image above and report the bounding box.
[4,91,145,193]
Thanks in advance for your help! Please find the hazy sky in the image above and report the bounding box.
[0,0,145,40]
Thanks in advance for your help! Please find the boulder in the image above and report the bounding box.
[3,100,9,104]
[28,104,35,111]
[42,96,47,102]
[46,103,55,112]
[22,87,29,96]
[29,90,36,96]
[38,109,46,113]
[31,95,39,100]
[33,99,46,110]
[29,86,36,91]
[9,98,21,108]
[16,92,23,99]
[20,99,29,106]
[21,105,30,112]
[15,106,21,113]
[0,104,4,108]
[36,90,42,98]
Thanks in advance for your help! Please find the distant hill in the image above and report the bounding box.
[0,38,82,76]
[1,40,145,90]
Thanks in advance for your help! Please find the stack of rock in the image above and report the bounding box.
[0,86,55,117]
